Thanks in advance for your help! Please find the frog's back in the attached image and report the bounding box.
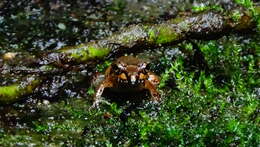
[116,56,145,65]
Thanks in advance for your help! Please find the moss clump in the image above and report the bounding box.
[0,84,20,102]
[234,0,254,9]
[88,46,110,58]
[0,77,41,104]
[69,45,89,62]
[192,4,223,13]
[148,24,181,45]
[147,29,156,42]
[231,10,243,22]
[63,43,110,62]
[96,60,112,72]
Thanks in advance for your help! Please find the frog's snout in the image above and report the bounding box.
[130,75,136,85]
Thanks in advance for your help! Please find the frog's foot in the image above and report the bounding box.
[144,80,161,102]
[151,92,161,102]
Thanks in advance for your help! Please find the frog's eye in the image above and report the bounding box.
[119,73,127,80]
[144,62,152,70]
[139,73,146,80]
[111,63,120,74]
[111,63,119,70]
[138,62,147,70]
[117,62,127,70]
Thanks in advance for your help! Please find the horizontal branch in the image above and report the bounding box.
[51,8,257,64]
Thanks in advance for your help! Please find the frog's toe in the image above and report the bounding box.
[151,93,161,101]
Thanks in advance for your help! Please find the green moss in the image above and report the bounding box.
[66,44,110,62]
[24,79,40,94]
[88,46,110,58]
[192,5,208,13]
[157,26,178,44]
[0,78,41,104]
[242,100,258,116]
[148,24,180,45]
[87,86,95,96]
[231,10,243,22]
[108,0,126,11]
[96,60,112,72]
[234,0,257,20]
[255,7,260,32]
[147,29,156,43]
[192,4,223,13]
[69,45,89,62]
[0,84,20,102]
[169,17,185,24]
[234,0,254,8]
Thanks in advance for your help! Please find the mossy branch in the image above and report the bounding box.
[51,7,258,64]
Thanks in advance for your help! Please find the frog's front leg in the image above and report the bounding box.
[147,72,160,86]
[144,80,161,101]
[91,79,113,109]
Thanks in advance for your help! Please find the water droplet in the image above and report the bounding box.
[58,23,66,30]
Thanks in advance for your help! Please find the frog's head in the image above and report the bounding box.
[112,56,149,85]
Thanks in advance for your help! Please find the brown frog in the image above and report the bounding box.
[92,56,160,108]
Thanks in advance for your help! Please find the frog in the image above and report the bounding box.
[91,55,161,108]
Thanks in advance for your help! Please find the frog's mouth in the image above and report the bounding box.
[108,87,145,93]
[103,88,149,103]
